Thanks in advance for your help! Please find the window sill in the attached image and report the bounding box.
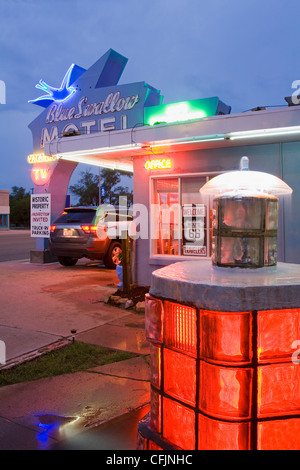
[149,255,210,266]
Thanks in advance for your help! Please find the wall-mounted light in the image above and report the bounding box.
[150,136,225,149]
[52,143,140,172]
[228,126,300,141]
[58,154,133,172]
[55,143,141,159]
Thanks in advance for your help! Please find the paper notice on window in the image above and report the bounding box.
[182,204,207,256]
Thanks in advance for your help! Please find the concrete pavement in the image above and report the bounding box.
[0,229,36,262]
[0,258,150,450]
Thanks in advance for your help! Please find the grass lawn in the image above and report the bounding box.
[0,341,134,387]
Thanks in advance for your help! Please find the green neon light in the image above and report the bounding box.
[146,102,205,125]
[144,97,221,126]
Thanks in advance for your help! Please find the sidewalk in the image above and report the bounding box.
[0,258,150,450]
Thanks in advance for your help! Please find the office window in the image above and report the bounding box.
[151,175,213,257]
[152,178,180,255]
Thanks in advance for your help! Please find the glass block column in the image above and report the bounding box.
[137,294,300,450]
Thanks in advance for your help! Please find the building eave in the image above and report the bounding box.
[44,105,300,171]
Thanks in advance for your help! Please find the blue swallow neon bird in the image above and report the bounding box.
[29,64,76,105]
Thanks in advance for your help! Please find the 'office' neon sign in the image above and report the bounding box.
[145,159,173,170]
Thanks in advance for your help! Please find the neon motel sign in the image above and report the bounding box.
[31,166,51,185]
[144,159,173,170]
[28,50,161,153]
[27,154,55,185]
[144,101,206,126]
[27,153,57,164]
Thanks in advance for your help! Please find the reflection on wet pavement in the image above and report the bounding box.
[51,405,150,450]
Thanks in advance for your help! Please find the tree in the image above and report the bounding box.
[69,168,133,207]
[100,168,133,206]
[9,186,31,227]
[69,170,99,206]
[109,185,133,207]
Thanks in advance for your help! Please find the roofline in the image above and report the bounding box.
[44,105,300,170]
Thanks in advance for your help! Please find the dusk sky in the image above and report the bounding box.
[0,0,299,194]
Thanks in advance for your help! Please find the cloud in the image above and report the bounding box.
[0,0,300,190]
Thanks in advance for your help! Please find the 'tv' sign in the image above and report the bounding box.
[0,80,6,104]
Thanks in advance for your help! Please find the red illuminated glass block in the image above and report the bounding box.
[150,344,161,389]
[200,310,252,364]
[145,294,163,344]
[257,308,300,363]
[164,348,196,406]
[148,441,164,450]
[198,414,251,450]
[136,432,147,450]
[163,397,195,449]
[164,301,197,356]
[199,361,253,419]
[150,388,161,433]
[258,417,300,450]
[258,363,300,418]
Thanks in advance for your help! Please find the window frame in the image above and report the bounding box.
[149,171,222,261]
[0,214,8,228]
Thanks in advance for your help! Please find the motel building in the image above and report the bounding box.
[28,48,300,287]
[0,190,9,231]
[28,49,300,451]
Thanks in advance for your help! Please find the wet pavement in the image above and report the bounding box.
[0,257,150,450]
[0,356,150,450]
[52,405,151,450]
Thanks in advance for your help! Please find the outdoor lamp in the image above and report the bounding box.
[200,156,292,268]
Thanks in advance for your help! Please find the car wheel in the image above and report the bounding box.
[57,256,78,266]
[103,241,122,269]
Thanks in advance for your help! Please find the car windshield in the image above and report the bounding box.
[54,209,96,224]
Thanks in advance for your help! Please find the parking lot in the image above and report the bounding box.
[0,255,148,365]
[0,255,150,449]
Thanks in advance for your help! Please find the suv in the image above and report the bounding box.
[49,206,133,269]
